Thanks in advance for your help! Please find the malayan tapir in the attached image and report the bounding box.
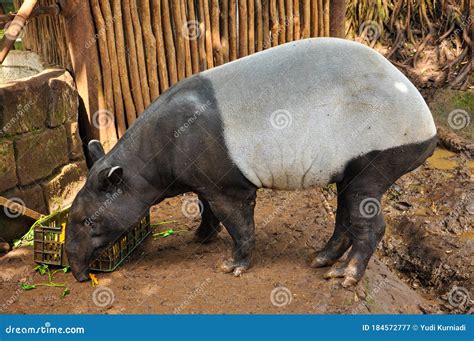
[65,38,437,287]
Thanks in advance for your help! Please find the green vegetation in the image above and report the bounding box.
[19,264,71,298]
[428,89,473,141]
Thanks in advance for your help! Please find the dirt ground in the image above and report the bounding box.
[0,143,472,314]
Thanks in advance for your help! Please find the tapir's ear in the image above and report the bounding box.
[98,166,124,189]
[88,140,105,165]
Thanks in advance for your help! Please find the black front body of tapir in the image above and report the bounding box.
[65,71,436,288]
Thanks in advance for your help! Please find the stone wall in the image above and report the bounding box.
[0,69,87,242]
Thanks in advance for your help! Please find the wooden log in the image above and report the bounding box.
[255,0,263,51]
[0,4,59,25]
[228,0,237,60]
[162,0,178,85]
[196,0,208,69]
[202,0,214,68]
[270,0,278,46]
[311,0,318,37]
[262,0,270,48]
[123,0,145,115]
[302,0,310,38]
[187,0,200,72]
[140,0,160,101]
[131,0,151,108]
[293,0,300,40]
[181,0,193,77]
[172,0,186,80]
[100,0,127,137]
[151,0,170,91]
[329,0,346,38]
[111,0,136,127]
[211,0,224,65]
[317,0,323,36]
[60,0,117,150]
[91,0,115,129]
[323,0,329,37]
[0,0,37,63]
[220,0,229,61]
[248,0,255,54]
[239,0,248,56]
[0,196,42,221]
[278,0,286,44]
[286,0,293,41]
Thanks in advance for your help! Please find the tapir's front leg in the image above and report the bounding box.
[195,195,222,243]
[206,191,257,276]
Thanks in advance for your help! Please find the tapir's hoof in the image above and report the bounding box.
[217,259,248,276]
[323,262,362,287]
[307,252,336,268]
[323,264,346,279]
[341,276,359,288]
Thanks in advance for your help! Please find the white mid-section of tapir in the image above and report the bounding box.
[201,38,437,189]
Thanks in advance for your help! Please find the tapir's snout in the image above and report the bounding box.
[70,263,90,282]
[65,229,92,282]
[66,246,91,282]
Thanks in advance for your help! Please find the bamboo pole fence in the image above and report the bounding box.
[13,0,337,147]
[12,0,472,148]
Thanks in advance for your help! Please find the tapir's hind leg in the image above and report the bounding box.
[315,137,437,287]
[307,183,353,268]
[207,191,257,276]
[195,195,222,243]
[322,186,386,288]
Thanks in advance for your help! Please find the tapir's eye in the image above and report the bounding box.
[83,219,94,229]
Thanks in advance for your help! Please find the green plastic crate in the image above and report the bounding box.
[33,207,150,272]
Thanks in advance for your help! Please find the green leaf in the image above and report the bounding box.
[151,220,177,226]
[62,266,70,273]
[154,229,175,238]
[61,287,70,298]
[34,264,49,276]
[20,283,36,290]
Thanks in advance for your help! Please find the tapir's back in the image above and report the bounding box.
[201,38,437,189]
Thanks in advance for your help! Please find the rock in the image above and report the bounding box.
[14,127,68,185]
[0,51,44,83]
[0,76,48,136]
[65,122,84,160]
[0,69,74,136]
[0,140,17,192]
[47,72,78,127]
[41,161,87,212]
